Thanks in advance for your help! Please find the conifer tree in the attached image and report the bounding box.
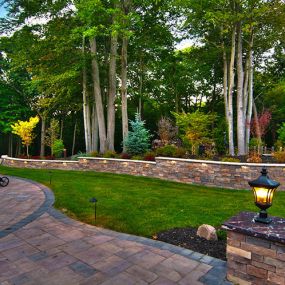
[123,113,151,155]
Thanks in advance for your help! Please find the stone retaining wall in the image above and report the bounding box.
[2,155,285,190]
[227,232,285,285]
[223,212,285,285]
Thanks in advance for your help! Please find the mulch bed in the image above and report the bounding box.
[156,227,226,261]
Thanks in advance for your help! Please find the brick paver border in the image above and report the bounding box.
[48,207,230,285]
[0,177,54,238]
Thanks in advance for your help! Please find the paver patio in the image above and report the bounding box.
[0,175,231,285]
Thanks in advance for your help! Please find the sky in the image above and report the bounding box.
[176,39,193,50]
[0,5,7,17]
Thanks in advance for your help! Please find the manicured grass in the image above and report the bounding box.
[1,165,285,237]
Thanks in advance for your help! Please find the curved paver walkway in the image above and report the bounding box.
[0,175,231,285]
[0,177,45,232]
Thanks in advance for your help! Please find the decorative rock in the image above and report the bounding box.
[197,224,218,241]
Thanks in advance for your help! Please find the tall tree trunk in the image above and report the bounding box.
[40,115,46,157]
[106,33,118,151]
[91,104,99,151]
[90,37,107,153]
[245,56,253,152]
[245,30,254,152]
[72,119,77,156]
[121,35,129,152]
[253,100,261,142]
[175,94,179,113]
[172,64,178,113]
[138,56,143,116]
[16,139,20,157]
[243,58,249,116]
[82,36,92,153]
[210,69,217,112]
[224,25,236,156]
[121,0,131,152]
[223,48,229,152]
[8,133,13,157]
[60,119,63,140]
[236,21,246,155]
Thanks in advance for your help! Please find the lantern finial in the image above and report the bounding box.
[261,168,268,176]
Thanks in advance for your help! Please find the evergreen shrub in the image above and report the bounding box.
[104,151,117,158]
[156,145,177,157]
[221,157,241,163]
[53,139,64,158]
[123,113,151,155]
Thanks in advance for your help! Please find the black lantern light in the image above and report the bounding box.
[248,168,280,224]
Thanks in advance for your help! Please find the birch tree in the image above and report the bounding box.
[89,37,107,153]
[77,0,120,153]
[120,0,131,152]
[107,3,120,151]
[82,35,92,153]
[182,0,285,155]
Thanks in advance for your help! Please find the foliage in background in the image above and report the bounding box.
[155,145,188,158]
[123,113,151,155]
[251,110,272,142]
[11,116,39,156]
[249,138,264,148]
[45,119,60,156]
[221,157,241,163]
[277,123,285,145]
[0,1,285,157]
[0,49,33,134]
[212,118,228,155]
[273,151,285,163]
[53,139,65,158]
[246,153,262,163]
[173,111,216,154]
[121,153,132,159]
[157,117,178,145]
[143,151,156,161]
[156,145,177,157]
[274,140,284,151]
[104,151,118,158]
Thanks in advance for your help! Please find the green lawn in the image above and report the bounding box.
[1,165,285,237]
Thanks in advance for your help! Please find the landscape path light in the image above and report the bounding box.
[248,168,280,224]
[89,197,98,223]
[49,171,52,185]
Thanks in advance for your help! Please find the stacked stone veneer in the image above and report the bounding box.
[223,212,285,285]
[2,155,285,190]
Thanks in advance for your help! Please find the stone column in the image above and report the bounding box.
[223,212,285,285]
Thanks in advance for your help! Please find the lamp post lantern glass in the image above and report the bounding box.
[248,168,280,224]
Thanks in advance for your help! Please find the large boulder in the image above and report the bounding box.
[197,224,218,241]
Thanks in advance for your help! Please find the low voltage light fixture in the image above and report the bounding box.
[248,168,280,224]
[49,171,52,185]
[89,197,98,223]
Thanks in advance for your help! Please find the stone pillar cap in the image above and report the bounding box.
[222,211,285,244]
